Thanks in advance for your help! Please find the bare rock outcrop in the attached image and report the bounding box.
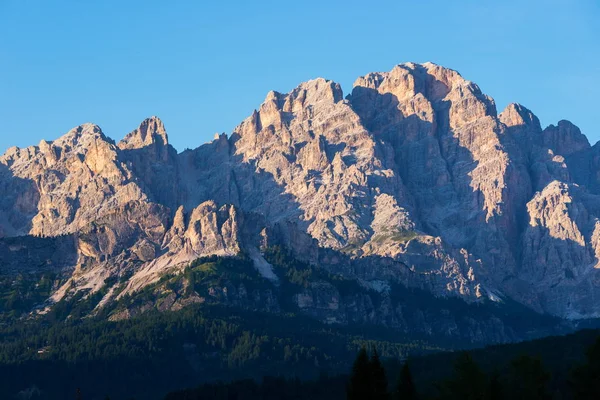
[3,62,600,322]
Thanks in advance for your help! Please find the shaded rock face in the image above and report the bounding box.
[0,234,77,274]
[291,280,529,344]
[118,117,180,209]
[2,62,600,323]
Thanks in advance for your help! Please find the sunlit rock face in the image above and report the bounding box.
[2,62,600,320]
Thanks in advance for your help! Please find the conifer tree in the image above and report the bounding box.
[571,336,600,400]
[488,370,504,400]
[396,362,417,400]
[507,355,550,400]
[438,352,487,400]
[370,348,389,400]
[347,347,372,400]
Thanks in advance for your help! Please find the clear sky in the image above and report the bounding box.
[1,0,598,154]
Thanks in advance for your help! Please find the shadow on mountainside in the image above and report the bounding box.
[347,66,600,318]
[181,132,313,233]
[348,72,480,249]
[0,162,78,275]
[494,107,600,316]
[0,162,40,237]
[118,138,181,212]
[0,234,77,274]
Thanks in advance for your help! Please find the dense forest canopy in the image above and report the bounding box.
[167,332,600,400]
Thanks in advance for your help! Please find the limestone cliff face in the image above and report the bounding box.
[2,62,600,323]
[118,116,180,209]
[0,123,144,237]
[349,63,529,292]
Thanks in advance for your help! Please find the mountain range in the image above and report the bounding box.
[2,61,600,344]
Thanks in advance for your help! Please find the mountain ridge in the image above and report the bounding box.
[1,61,600,328]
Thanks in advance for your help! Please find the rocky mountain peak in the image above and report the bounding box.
[114,116,178,209]
[118,116,168,150]
[51,123,112,150]
[541,120,590,156]
[499,103,542,132]
[287,78,344,108]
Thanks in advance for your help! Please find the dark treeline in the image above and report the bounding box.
[164,376,348,400]
[166,335,600,400]
[0,302,440,400]
[0,307,599,399]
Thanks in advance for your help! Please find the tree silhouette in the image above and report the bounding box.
[571,336,600,400]
[370,348,389,400]
[395,362,417,400]
[347,347,390,400]
[506,355,550,400]
[488,370,504,400]
[347,347,371,400]
[438,352,487,400]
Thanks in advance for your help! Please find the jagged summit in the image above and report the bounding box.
[541,119,590,156]
[119,116,169,149]
[1,62,600,323]
[499,103,542,130]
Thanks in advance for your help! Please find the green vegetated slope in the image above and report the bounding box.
[0,249,586,399]
[0,304,442,399]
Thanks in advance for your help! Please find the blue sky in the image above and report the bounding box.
[1,0,598,154]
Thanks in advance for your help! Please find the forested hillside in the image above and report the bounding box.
[0,303,443,399]
[166,329,600,400]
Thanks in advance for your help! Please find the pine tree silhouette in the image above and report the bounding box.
[488,370,504,400]
[507,355,550,400]
[396,362,417,400]
[438,352,487,400]
[571,336,600,400]
[347,347,371,400]
[370,348,389,400]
